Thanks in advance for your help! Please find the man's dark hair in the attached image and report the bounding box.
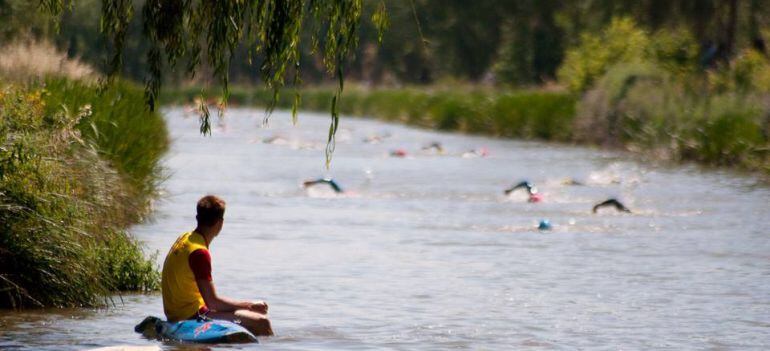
[196,195,226,226]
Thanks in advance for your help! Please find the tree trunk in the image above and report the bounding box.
[724,0,739,59]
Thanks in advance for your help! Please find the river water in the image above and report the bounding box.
[1,107,769,350]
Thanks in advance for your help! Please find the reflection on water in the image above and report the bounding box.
[2,108,769,350]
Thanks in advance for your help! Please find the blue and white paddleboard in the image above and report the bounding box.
[135,316,257,343]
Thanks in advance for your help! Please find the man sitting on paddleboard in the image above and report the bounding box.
[161,195,274,336]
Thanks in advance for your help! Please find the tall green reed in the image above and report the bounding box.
[0,80,164,308]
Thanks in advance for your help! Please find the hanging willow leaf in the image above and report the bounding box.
[372,0,389,44]
[292,91,301,125]
[100,0,133,77]
[326,94,339,167]
[40,0,385,167]
[197,92,212,136]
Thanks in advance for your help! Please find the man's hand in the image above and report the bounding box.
[249,301,269,314]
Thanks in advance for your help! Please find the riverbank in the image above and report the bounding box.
[0,75,167,308]
[163,84,770,176]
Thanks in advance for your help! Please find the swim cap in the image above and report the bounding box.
[528,193,543,203]
[390,149,408,157]
[538,219,552,231]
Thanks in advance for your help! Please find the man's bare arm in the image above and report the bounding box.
[196,279,268,314]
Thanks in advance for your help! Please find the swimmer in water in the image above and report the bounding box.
[592,198,631,213]
[461,147,489,158]
[561,177,584,186]
[504,181,542,202]
[422,142,444,154]
[504,181,537,196]
[390,149,408,157]
[363,132,392,144]
[262,135,288,145]
[302,178,344,193]
[363,135,383,144]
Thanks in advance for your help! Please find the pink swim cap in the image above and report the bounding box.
[390,149,408,157]
[528,193,543,203]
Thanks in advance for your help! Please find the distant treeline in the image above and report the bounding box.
[3,0,769,86]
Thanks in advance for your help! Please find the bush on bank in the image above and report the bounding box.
[570,18,770,173]
[0,78,166,308]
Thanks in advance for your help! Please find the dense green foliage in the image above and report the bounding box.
[42,78,168,214]
[0,79,166,308]
[557,18,653,93]
[12,1,758,94]
[4,1,767,86]
[570,19,770,172]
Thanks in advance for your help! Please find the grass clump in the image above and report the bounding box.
[0,77,167,308]
[43,78,169,220]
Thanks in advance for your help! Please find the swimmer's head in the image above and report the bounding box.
[538,219,551,231]
[390,149,408,157]
[528,193,543,203]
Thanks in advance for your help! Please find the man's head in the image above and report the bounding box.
[196,195,226,235]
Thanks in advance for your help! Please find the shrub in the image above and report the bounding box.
[576,60,769,170]
[683,97,766,166]
[557,17,650,94]
[573,62,669,145]
[708,49,770,94]
[648,28,700,78]
[0,81,163,308]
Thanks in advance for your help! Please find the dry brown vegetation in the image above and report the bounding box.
[0,40,95,82]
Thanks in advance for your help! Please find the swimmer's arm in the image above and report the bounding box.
[504,182,527,194]
[592,199,631,213]
[303,180,321,187]
[328,180,344,193]
[607,199,631,212]
[592,200,612,213]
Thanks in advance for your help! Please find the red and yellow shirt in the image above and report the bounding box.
[161,231,211,321]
